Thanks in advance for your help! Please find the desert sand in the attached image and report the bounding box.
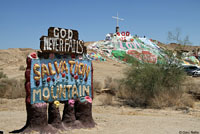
[0,48,200,134]
[0,98,200,134]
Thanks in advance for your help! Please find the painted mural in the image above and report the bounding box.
[127,50,157,64]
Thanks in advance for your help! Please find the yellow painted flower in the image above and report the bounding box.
[54,101,60,108]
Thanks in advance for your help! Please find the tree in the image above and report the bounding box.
[167,28,192,45]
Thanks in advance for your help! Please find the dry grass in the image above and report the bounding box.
[108,79,119,91]
[19,65,26,71]
[103,76,120,95]
[93,80,103,92]
[150,92,194,109]
[99,94,113,106]
[0,71,7,79]
[117,88,146,107]
[117,87,194,108]
[182,77,200,100]
[116,75,195,108]
[104,76,112,88]
[0,78,25,99]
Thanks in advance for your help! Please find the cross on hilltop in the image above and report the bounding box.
[112,12,124,33]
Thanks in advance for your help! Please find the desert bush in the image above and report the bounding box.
[0,71,7,79]
[103,77,120,96]
[93,80,102,92]
[100,94,113,106]
[19,65,26,71]
[183,78,200,100]
[104,76,112,88]
[149,91,194,108]
[118,51,193,108]
[108,79,119,91]
[0,78,25,99]
[104,76,120,90]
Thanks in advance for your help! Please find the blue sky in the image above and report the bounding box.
[0,0,199,49]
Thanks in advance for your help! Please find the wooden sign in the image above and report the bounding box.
[40,27,86,54]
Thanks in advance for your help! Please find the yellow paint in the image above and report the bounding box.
[41,64,50,78]
[83,64,90,79]
[72,85,78,98]
[78,63,84,75]
[43,87,50,101]
[57,84,65,99]
[66,85,72,99]
[74,61,78,74]
[62,85,66,99]
[68,60,75,74]
[33,89,41,103]
[83,85,90,96]
[54,61,63,75]
[85,66,90,80]
[48,63,56,75]
[61,61,68,74]
[33,64,41,81]
[51,86,57,100]
[54,101,60,108]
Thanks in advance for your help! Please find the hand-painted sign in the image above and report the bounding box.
[40,27,86,54]
[30,27,92,104]
[30,57,92,104]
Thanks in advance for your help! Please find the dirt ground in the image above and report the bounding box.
[0,48,200,134]
[0,97,200,134]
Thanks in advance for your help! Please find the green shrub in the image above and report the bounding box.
[118,51,193,108]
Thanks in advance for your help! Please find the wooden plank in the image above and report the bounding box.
[48,27,79,40]
[40,36,86,55]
